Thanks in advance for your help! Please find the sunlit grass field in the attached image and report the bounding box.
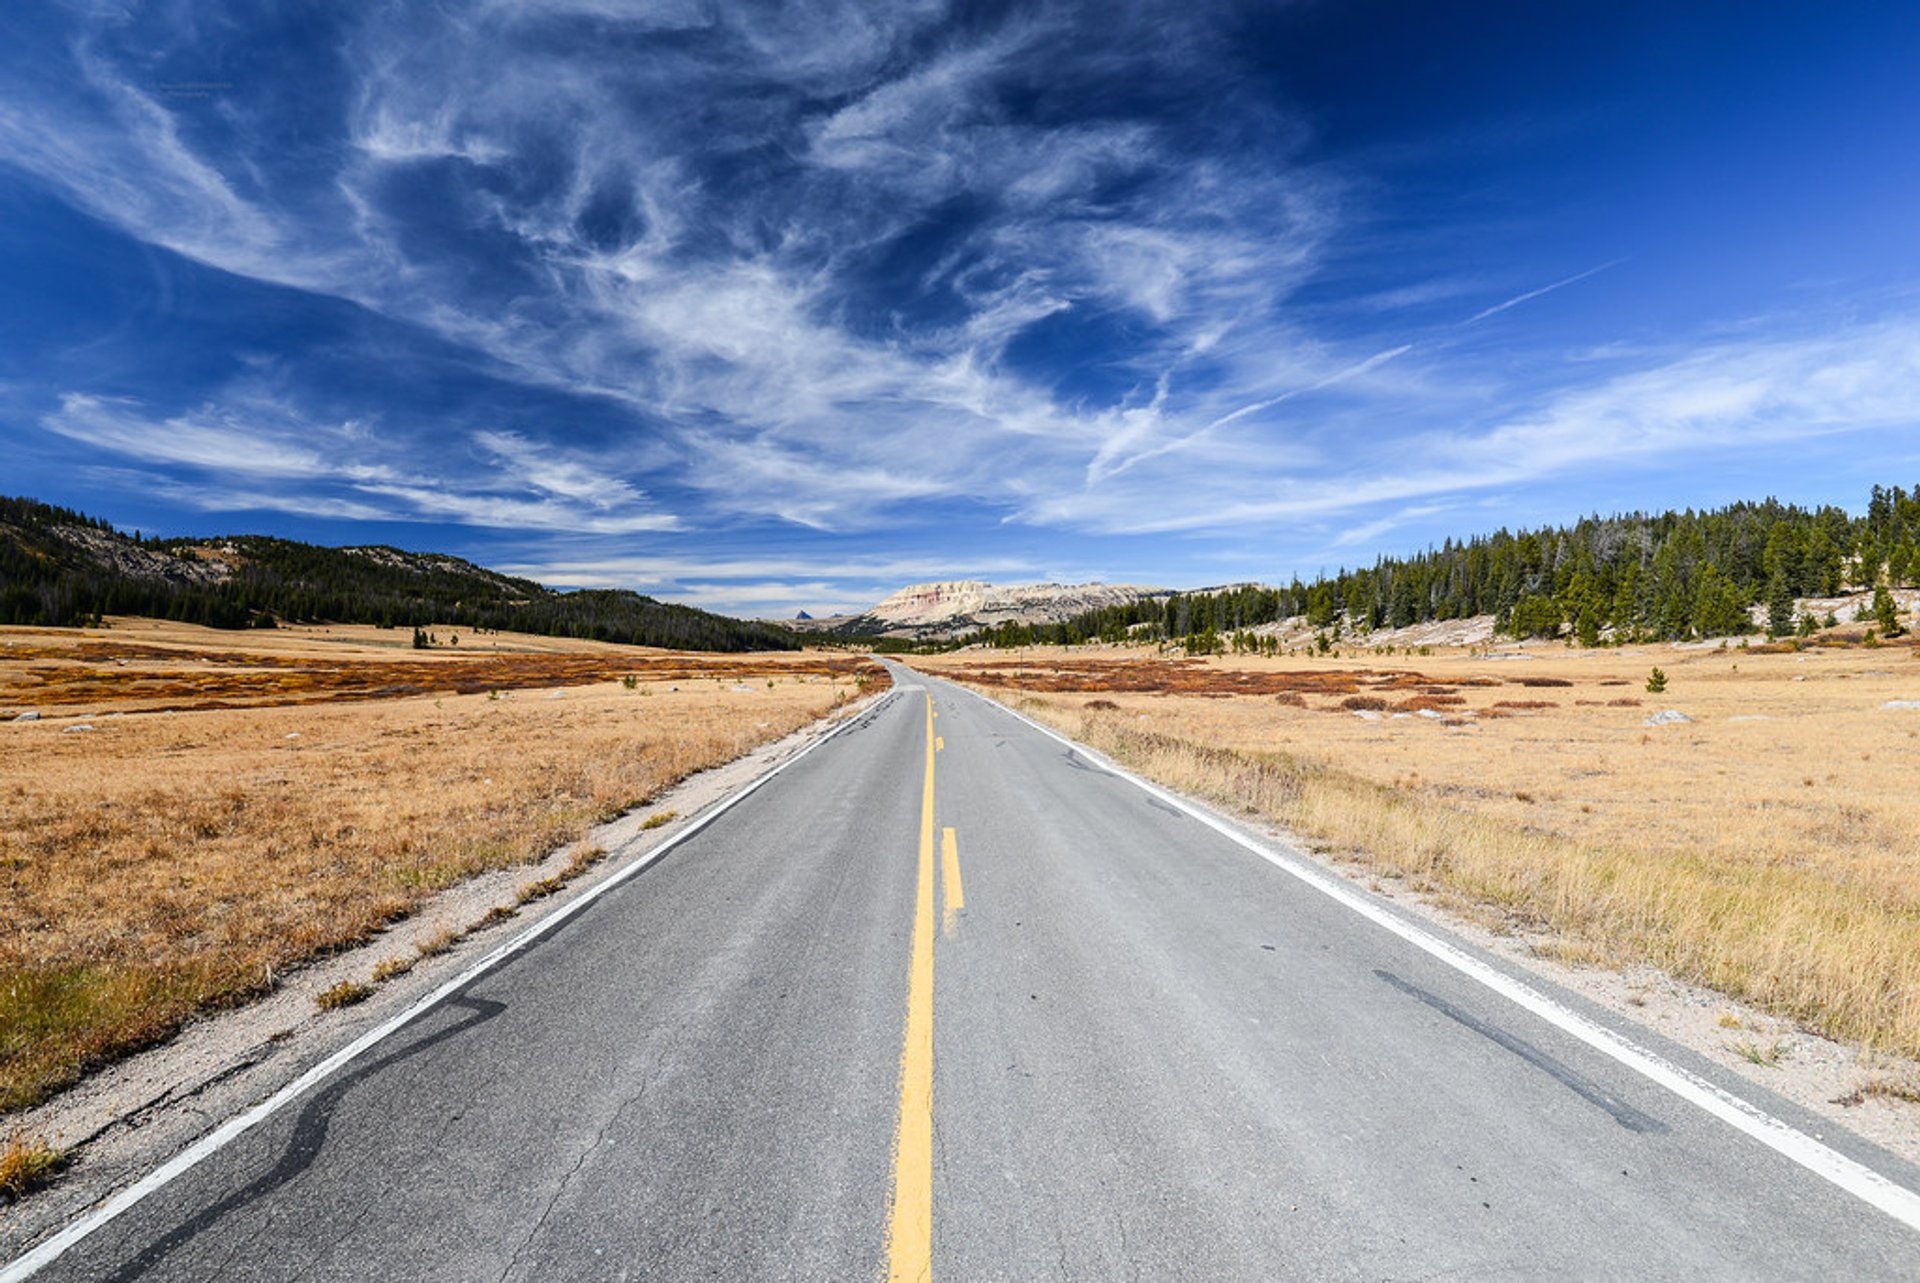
[0,618,884,1113]
[921,637,1920,1059]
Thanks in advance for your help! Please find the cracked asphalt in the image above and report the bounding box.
[22,667,1920,1279]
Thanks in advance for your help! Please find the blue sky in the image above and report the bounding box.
[4,2,1919,617]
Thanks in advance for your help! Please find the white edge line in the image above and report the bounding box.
[1,691,899,1282]
[935,674,1920,1236]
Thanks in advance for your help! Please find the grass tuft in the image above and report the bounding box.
[315,980,372,1010]
[0,1132,67,1201]
[1727,1038,1788,1066]
[415,927,460,959]
[371,956,414,983]
[639,811,677,831]
[518,876,564,904]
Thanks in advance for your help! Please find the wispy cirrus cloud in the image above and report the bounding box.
[1,1,1350,539]
[42,389,680,534]
[1020,313,1920,533]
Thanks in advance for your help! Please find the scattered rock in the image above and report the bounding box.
[1644,709,1694,726]
[13,710,40,722]
[285,732,301,739]
[1352,709,1384,721]
[1727,715,1771,723]
[1416,708,1446,720]
[1882,700,1920,711]
[546,690,564,700]
[62,724,96,733]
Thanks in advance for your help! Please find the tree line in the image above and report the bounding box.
[0,496,798,652]
[968,485,1920,650]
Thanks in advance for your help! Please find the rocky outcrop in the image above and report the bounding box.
[44,526,231,587]
[819,580,1168,639]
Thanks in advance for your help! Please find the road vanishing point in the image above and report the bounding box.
[9,662,1920,1280]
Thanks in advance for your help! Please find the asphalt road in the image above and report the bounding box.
[14,664,1920,1279]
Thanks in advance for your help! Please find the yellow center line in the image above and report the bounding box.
[941,827,963,938]
[886,693,937,1282]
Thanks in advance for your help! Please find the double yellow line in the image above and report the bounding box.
[886,694,959,1281]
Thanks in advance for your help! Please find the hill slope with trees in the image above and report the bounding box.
[0,496,797,651]
[968,485,1920,650]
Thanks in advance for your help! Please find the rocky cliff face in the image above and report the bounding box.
[820,579,1165,637]
[868,580,995,626]
[46,526,232,586]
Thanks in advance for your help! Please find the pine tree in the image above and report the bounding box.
[1873,584,1904,638]
[1576,604,1601,648]
[1765,571,1794,639]
[1646,666,1668,694]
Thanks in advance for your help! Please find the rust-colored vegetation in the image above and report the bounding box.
[1,638,869,714]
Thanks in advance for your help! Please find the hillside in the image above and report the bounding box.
[964,485,1920,650]
[0,496,797,652]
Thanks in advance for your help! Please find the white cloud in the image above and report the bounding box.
[1024,315,1920,533]
[45,393,383,480]
[41,389,682,534]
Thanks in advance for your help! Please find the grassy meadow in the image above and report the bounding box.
[0,618,884,1114]
[919,636,1920,1060]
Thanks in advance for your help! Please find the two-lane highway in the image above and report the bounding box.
[11,664,1920,1279]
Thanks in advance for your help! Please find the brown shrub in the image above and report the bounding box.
[1340,695,1388,711]
[1084,698,1121,712]
[1493,699,1557,710]
[1512,677,1574,688]
[1393,695,1467,713]
[1607,697,1643,707]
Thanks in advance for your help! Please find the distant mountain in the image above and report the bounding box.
[794,579,1170,639]
[0,496,798,652]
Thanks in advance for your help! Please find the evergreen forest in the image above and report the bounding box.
[0,496,797,652]
[967,486,1920,650]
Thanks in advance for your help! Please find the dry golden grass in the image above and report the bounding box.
[921,638,1920,1057]
[0,1131,66,1200]
[1,619,884,1113]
